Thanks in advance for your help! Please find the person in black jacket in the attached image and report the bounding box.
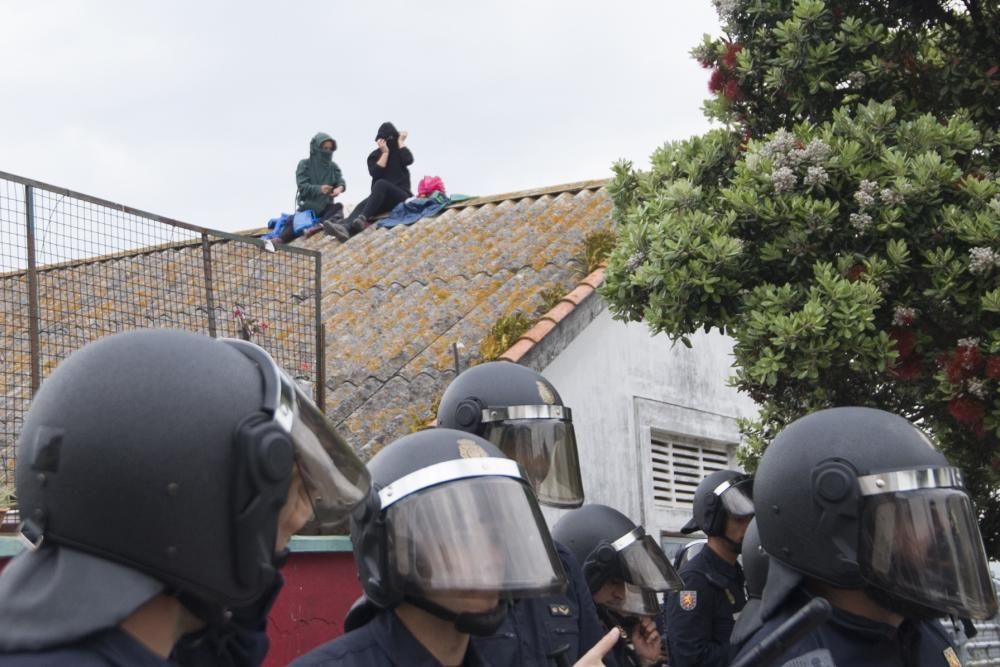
[292,428,618,667]
[345,121,414,234]
[662,469,753,667]
[730,407,999,667]
[0,330,371,667]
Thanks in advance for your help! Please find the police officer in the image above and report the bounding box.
[552,504,684,666]
[292,428,605,666]
[662,469,754,667]
[436,361,614,666]
[0,329,371,666]
[730,407,1000,666]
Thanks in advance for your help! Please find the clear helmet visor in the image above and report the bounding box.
[860,488,999,620]
[719,478,754,518]
[480,413,584,508]
[385,476,567,598]
[221,338,371,529]
[284,378,372,527]
[617,533,685,592]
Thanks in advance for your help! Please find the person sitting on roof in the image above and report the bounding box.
[343,122,414,235]
[296,132,349,242]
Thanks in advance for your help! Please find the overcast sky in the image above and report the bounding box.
[1,1,722,233]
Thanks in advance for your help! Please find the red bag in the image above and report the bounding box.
[418,175,446,198]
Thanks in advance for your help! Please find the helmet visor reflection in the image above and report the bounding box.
[618,533,685,592]
[386,477,567,598]
[286,377,371,527]
[860,488,999,620]
[719,477,754,518]
[480,418,584,508]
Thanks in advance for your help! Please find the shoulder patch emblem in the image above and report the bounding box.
[680,590,697,611]
[943,647,962,667]
[548,604,572,617]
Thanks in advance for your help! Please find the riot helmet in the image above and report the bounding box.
[551,504,683,617]
[680,469,754,538]
[0,329,370,650]
[731,518,770,646]
[351,428,567,635]
[755,407,998,621]
[437,361,584,507]
[741,519,769,601]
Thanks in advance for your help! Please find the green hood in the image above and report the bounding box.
[310,132,336,161]
[297,132,345,214]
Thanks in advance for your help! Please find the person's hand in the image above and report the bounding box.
[632,617,663,666]
[320,184,333,195]
[573,628,620,667]
[377,138,389,154]
[332,185,344,197]
[398,131,408,148]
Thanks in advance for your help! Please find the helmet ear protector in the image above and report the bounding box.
[453,398,485,433]
[231,414,295,592]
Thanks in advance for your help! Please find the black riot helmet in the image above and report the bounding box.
[755,407,999,621]
[731,518,771,646]
[551,504,683,617]
[351,428,567,635]
[681,469,754,537]
[741,519,769,601]
[0,329,370,651]
[437,361,584,507]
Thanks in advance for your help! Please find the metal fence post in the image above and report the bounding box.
[201,233,217,338]
[24,185,41,396]
[315,253,326,412]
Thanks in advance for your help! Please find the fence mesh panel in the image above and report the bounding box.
[0,172,323,516]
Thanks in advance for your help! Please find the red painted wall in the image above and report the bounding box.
[264,551,360,666]
[0,551,360,665]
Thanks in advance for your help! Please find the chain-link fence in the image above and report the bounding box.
[0,170,325,500]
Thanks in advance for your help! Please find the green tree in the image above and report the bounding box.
[603,0,1000,555]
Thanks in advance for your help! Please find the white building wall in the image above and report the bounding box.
[540,305,757,548]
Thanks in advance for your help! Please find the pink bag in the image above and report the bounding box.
[418,175,446,198]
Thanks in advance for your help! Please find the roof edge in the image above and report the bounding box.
[500,266,606,365]
[447,179,610,210]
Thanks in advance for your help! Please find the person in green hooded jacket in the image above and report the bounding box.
[296,132,349,241]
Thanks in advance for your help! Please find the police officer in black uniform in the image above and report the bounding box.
[436,361,615,666]
[552,504,684,666]
[730,407,1000,667]
[292,428,578,666]
[662,469,754,667]
[0,329,372,666]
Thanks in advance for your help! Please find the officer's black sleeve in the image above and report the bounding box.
[664,571,728,667]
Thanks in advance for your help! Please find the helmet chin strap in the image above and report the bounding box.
[405,595,510,636]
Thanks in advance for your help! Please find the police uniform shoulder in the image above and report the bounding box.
[290,625,380,666]
[919,619,955,645]
[679,557,727,589]
[732,607,827,666]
